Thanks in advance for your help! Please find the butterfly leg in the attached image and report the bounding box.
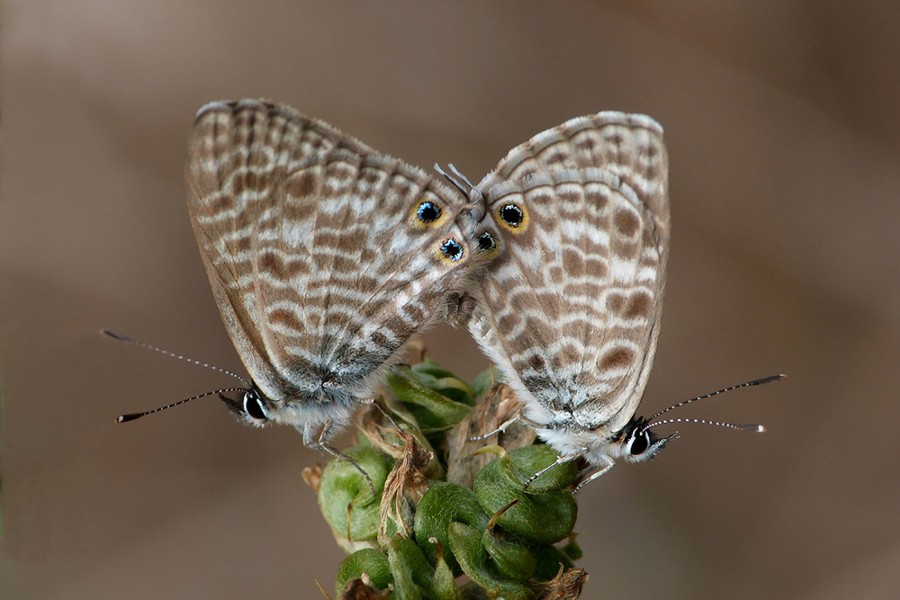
[299,421,376,497]
[522,453,580,491]
[366,398,404,435]
[468,415,520,441]
[571,457,615,494]
[469,411,542,442]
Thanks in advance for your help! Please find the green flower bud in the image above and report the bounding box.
[474,446,578,545]
[481,526,535,582]
[413,481,489,573]
[448,522,533,600]
[318,446,395,549]
[387,367,471,430]
[316,365,588,599]
[335,548,392,594]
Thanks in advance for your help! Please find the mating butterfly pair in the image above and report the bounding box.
[121,99,768,486]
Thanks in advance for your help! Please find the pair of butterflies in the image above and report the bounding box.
[119,99,769,487]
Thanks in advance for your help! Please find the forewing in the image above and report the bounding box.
[469,113,669,434]
[186,100,474,403]
[480,112,668,244]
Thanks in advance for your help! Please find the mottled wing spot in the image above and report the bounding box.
[528,354,546,371]
[584,185,609,212]
[369,331,392,350]
[584,257,607,278]
[286,170,317,198]
[605,292,624,313]
[599,346,634,372]
[496,312,519,333]
[562,249,584,274]
[258,250,282,275]
[614,208,640,238]
[624,291,652,319]
[268,307,305,333]
[207,192,235,215]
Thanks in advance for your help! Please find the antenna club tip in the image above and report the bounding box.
[102,329,131,342]
[755,425,766,433]
[751,374,786,386]
[116,413,142,423]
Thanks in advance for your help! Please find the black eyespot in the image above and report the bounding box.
[629,431,650,456]
[439,238,464,261]
[416,201,442,223]
[499,204,524,227]
[244,390,266,420]
[477,231,497,252]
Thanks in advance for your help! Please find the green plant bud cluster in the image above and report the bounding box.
[311,360,587,600]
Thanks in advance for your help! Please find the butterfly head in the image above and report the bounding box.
[219,383,272,427]
[592,375,785,469]
[613,416,677,464]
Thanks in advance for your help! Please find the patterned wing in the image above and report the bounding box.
[468,113,669,438]
[186,100,474,429]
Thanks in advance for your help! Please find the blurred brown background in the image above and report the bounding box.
[3,2,899,598]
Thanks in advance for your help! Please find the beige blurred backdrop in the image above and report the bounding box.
[3,2,900,598]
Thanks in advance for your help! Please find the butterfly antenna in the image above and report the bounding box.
[101,329,249,385]
[116,387,246,423]
[435,163,487,226]
[435,162,484,200]
[643,374,785,431]
[447,163,477,190]
[434,163,470,197]
[645,417,765,433]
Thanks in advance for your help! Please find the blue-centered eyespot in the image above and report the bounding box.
[416,201,442,223]
[499,203,525,228]
[439,238,464,262]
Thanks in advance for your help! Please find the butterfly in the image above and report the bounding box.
[180,99,485,457]
[451,111,770,490]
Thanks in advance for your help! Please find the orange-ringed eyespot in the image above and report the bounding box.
[500,203,524,228]
[440,238,464,261]
[417,201,442,223]
[477,231,497,252]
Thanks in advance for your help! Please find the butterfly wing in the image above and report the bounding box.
[469,112,669,438]
[186,100,475,429]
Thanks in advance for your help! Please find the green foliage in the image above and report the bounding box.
[315,362,586,599]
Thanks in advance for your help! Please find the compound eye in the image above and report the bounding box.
[243,390,267,421]
[629,430,650,456]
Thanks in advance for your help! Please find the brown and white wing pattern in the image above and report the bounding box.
[467,112,669,460]
[186,100,475,439]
